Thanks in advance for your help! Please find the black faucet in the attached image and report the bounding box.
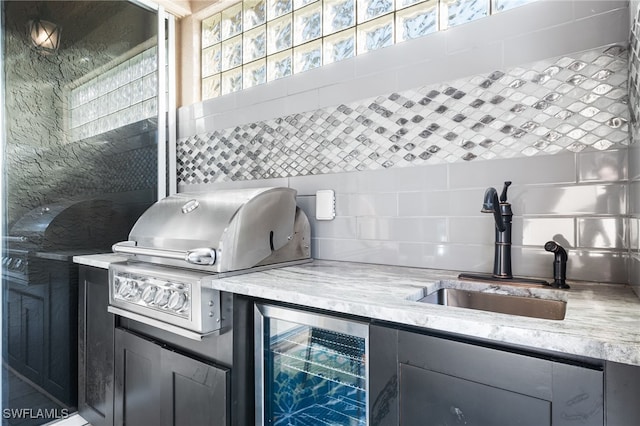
[482,181,513,279]
[458,181,549,286]
[544,241,570,289]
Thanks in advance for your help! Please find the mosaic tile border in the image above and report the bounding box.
[178,44,629,185]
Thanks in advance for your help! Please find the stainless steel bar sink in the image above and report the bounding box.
[415,284,567,321]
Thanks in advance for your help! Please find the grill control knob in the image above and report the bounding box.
[153,289,170,307]
[118,279,139,299]
[167,291,188,311]
[117,280,132,297]
[141,285,158,303]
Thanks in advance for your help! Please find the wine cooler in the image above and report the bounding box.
[254,304,369,425]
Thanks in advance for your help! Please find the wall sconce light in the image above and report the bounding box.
[27,16,61,55]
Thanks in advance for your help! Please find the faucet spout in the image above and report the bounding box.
[481,187,506,232]
[481,181,513,279]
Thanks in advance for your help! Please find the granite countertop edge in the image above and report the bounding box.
[73,254,640,367]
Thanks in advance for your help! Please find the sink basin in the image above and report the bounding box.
[414,283,567,320]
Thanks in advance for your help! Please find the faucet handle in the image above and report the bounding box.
[499,181,512,202]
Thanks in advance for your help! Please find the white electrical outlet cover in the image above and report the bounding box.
[315,190,336,220]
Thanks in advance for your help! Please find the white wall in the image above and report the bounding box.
[176,0,633,284]
[178,0,629,137]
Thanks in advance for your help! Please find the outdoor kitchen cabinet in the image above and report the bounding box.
[78,265,115,426]
[369,325,604,426]
[113,327,230,426]
[3,258,78,407]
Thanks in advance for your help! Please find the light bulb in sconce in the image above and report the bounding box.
[27,18,61,55]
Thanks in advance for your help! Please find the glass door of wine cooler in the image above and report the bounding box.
[255,304,369,426]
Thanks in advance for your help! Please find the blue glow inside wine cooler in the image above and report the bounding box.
[255,304,369,425]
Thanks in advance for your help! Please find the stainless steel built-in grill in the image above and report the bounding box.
[108,187,311,340]
[3,198,128,282]
[2,198,138,407]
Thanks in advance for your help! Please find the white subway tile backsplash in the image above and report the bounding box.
[398,191,452,217]
[448,189,496,216]
[521,217,576,247]
[511,247,628,283]
[312,237,400,264]
[448,152,576,189]
[630,218,639,252]
[198,90,238,119]
[355,169,406,193]
[577,149,628,182]
[412,243,492,272]
[289,171,359,195]
[288,57,357,96]
[630,255,640,296]
[573,0,629,20]
[313,217,358,239]
[177,106,195,138]
[504,8,629,69]
[282,89,321,116]
[354,164,448,193]
[178,177,289,193]
[513,184,627,215]
[357,217,448,243]
[630,181,640,215]
[235,76,290,108]
[393,164,449,192]
[338,193,398,216]
[317,71,399,107]
[565,249,628,284]
[445,41,506,80]
[629,144,640,181]
[444,0,574,55]
[448,217,495,245]
[395,59,447,95]
[577,217,626,249]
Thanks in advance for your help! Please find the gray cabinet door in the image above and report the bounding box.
[374,328,605,426]
[4,288,45,386]
[160,349,230,426]
[78,266,115,426]
[115,327,230,426]
[114,328,163,426]
[400,363,551,426]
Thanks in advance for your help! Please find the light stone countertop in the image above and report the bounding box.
[73,253,129,269]
[73,255,640,367]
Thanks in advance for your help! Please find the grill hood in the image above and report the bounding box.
[112,187,311,273]
[8,199,123,250]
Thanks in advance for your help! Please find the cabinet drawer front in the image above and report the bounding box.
[398,330,553,399]
[400,363,551,426]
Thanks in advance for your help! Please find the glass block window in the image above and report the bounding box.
[69,46,160,142]
[492,0,536,13]
[441,0,488,29]
[201,0,538,99]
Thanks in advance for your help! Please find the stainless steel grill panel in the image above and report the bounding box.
[108,187,311,339]
[112,187,310,273]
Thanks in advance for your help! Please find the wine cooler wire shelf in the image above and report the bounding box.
[272,347,364,379]
[309,333,364,356]
[276,335,365,367]
[275,357,366,392]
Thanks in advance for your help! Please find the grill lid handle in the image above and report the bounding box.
[185,248,216,265]
[112,242,217,266]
